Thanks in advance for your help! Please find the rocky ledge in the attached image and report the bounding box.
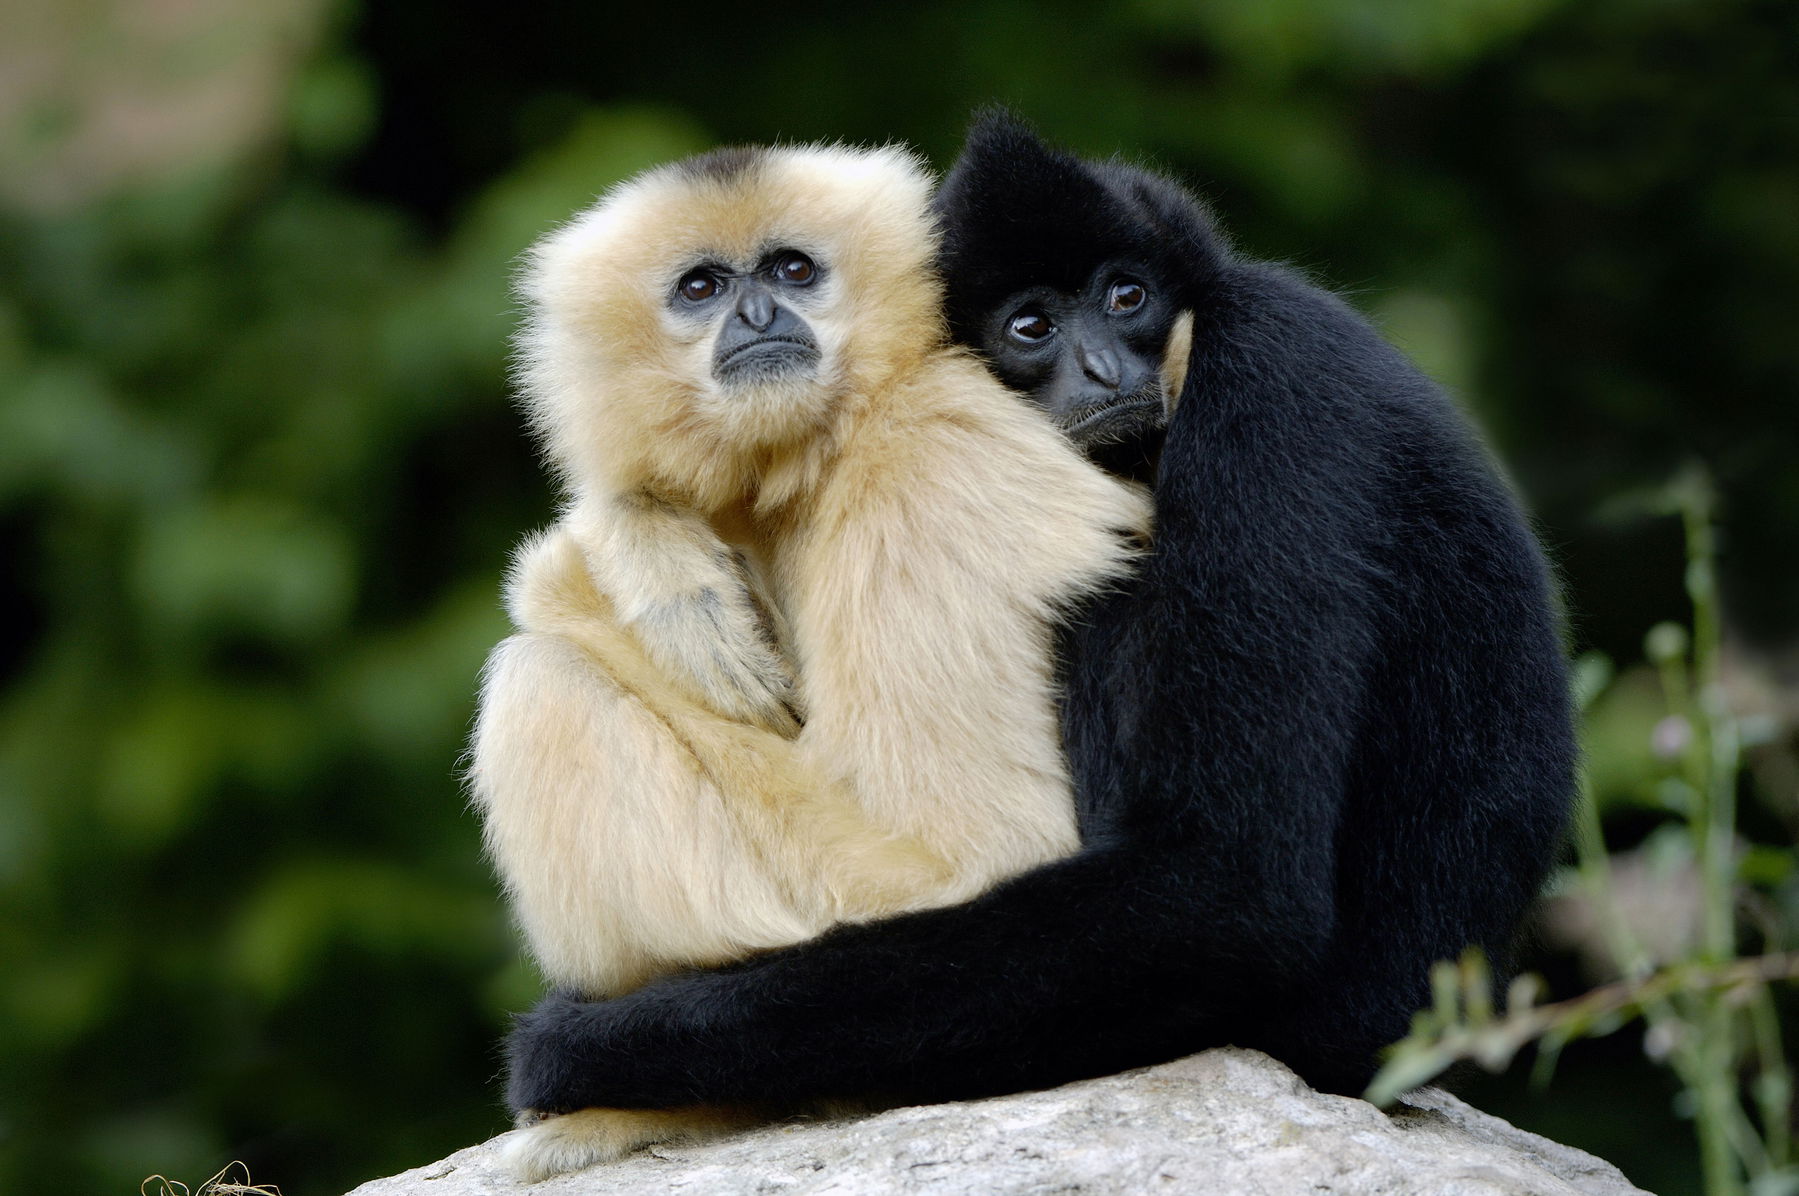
[345,1047,1647,1195]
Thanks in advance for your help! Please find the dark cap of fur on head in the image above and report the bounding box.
[933,110,1227,337]
[674,144,769,186]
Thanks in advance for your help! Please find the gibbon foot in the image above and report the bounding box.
[501,1106,757,1182]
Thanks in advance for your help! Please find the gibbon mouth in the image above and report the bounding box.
[1061,394,1166,445]
[716,336,821,372]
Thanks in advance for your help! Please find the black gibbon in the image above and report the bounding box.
[468,141,1148,1177]
[503,114,1579,1111]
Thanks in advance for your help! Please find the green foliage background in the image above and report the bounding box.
[1,1,1793,1192]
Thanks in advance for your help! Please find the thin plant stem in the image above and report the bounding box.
[1750,988,1793,1169]
[1675,467,1749,1196]
[1368,465,1793,1196]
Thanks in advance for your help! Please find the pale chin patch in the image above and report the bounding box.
[698,370,835,447]
[703,326,845,448]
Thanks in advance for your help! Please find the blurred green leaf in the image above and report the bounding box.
[290,55,378,163]
[1128,0,1566,79]
[132,496,357,647]
[228,858,504,999]
[1581,665,1675,813]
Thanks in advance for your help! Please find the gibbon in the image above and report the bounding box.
[503,114,1577,1111]
[468,142,1150,1178]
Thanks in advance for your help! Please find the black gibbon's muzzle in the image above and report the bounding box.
[1060,388,1167,446]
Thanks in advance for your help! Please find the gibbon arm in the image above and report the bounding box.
[502,269,1367,1109]
[568,490,800,736]
[505,260,1575,1109]
[781,369,1146,893]
[471,525,948,997]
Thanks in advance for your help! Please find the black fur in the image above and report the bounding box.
[504,115,1577,1111]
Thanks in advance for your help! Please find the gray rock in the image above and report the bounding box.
[344,1048,1649,1195]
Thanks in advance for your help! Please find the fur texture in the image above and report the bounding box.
[470,142,1148,1175]
[504,116,1578,1112]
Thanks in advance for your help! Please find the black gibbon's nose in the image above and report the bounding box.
[1079,345,1122,389]
[736,288,777,332]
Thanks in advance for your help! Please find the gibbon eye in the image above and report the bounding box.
[678,269,722,302]
[1107,280,1147,313]
[1008,311,1055,342]
[772,252,817,285]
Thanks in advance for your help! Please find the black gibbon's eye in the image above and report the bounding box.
[1107,280,1147,313]
[772,252,817,285]
[1008,311,1055,342]
[677,270,722,302]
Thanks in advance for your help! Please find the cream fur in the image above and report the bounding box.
[500,1106,763,1182]
[1161,310,1195,418]
[468,143,1151,1178]
[576,491,800,735]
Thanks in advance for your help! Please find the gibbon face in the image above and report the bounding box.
[934,114,1198,453]
[679,247,825,390]
[515,144,945,511]
[971,265,1180,449]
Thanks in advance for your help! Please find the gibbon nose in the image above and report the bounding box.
[736,288,777,332]
[1079,345,1122,389]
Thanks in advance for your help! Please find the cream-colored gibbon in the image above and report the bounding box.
[467,143,1151,1179]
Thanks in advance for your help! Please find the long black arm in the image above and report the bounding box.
[504,260,1558,1114]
